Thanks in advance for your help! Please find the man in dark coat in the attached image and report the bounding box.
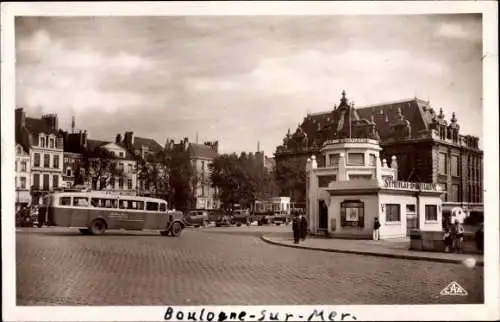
[292,215,300,244]
[300,214,308,240]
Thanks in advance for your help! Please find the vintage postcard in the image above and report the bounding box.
[1,1,498,321]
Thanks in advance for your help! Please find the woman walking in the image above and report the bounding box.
[373,217,381,240]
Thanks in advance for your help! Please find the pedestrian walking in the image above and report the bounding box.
[292,215,300,244]
[373,217,380,240]
[443,228,452,253]
[455,221,465,253]
[300,213,308,241]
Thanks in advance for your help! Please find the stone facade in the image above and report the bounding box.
[276,92,483,218]
[16,109,65,205]
[306,139,444,240]
[15,143,32,208]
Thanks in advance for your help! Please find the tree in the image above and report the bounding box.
[77,147,126,190]
[275,156,306,203]
[165,147,196,211]
[136,151,169,198]
[210,152,279,210]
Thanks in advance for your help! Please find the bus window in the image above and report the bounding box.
[159,203,167,212]
[59,197,71,206]
[146,202,159,211]
[120,200,141,210]
[73,197,89,207]
[119,200,129,209]
[104,199,117,209]
[91,198,101,208]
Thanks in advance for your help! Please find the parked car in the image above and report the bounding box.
[184,210,210,227]
[206,209,222,223]
[232,209,252,226]
[16,207,33,227]
[255,211,273,226]
[272,212,291,225]
[215,214,233,227]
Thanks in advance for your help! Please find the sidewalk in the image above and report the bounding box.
[261,235,484,266]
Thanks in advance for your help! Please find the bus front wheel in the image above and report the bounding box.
[171,222,182,237]
[89,219,106,235]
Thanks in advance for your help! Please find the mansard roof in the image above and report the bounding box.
[25,117,60,135]
[189,143,218,159]
[133,136,163,154]
[304,98,434,141]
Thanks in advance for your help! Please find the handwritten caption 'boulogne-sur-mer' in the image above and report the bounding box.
[164,307,357,321]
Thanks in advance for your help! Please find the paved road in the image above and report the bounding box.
[16,227,483,306]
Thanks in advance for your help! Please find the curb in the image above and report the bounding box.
[260,236,484,266]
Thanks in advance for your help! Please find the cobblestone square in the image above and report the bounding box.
[16,227,484,306]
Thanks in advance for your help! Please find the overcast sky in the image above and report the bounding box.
[15,14,483,154]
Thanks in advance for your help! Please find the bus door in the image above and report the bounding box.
[71,196,90,227]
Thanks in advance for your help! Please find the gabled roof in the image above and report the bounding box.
[189,143,218,159]
[133,136,163,154]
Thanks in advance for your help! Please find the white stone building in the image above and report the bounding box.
[189,141,220,210]
[306,138,444,239]
[15,143,31,209]
[86,139,138,195]
[16,108,64,205]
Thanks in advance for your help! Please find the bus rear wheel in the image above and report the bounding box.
[89,219,106,235]
[171,222,182,237]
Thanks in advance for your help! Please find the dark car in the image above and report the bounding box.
[271,212,291,225]
[215,214,233,227]
[255,211,273,226]
[232,210,252,226]
[184,210,210,227]
[16,207,33,227]
[206,209,222,223]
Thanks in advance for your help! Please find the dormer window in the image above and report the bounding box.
[119,152,124,158]
[49,138,55,149]
[40,137,45,148]
[17,146,22,154]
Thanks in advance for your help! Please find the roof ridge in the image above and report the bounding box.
[307,97,428,117]
[357,97,421,110]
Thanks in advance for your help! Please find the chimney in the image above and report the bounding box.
[42,113,58,132]
[124,131,134,149]
[71,116,76,134]
[15,108,26,128]
[183,137,189,150]
[81,130,88,148]
[115,133,122,144]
